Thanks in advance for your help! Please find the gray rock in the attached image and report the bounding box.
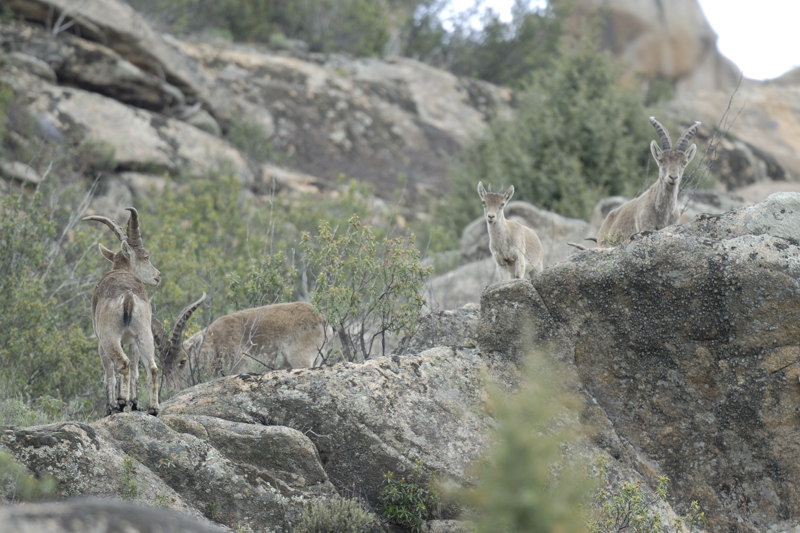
[0,497,227,533]
[161,347,492,510]
[403,304,481,353]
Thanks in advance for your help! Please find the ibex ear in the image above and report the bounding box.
[477,181,486,198]
[504,185,515,202]
[650,140,662,160]
[98,243,116,263]
[684,143,697,163]
[119,240,133,260]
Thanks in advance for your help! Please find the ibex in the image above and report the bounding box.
[84,208,161,416]
[477,181,544,279]
[169,302,326,387]
[596,117,700,245]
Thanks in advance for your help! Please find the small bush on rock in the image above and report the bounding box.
[379,463,437,533]
[295,496,381,533]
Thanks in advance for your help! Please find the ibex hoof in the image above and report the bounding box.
[106,403,124,416]
[130,400,139,411]
[147,407,159,416]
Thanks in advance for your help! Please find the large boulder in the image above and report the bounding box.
[172,42,512,197]
[161,347,492,508]
[479,192,800,532]
[669,83,800,184]
[6,0,224,119]
[1,413,336,532]
[567,0,740,93]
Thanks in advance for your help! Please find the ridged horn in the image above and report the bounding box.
[649,116,672,150]
[82,214,126,242]
[125,207,143,249]
[675,121,701,152]
[168,292,207,356]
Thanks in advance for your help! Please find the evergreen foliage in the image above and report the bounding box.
[441,40,655,239]
[465,347,593,533]
[379,463,436,532]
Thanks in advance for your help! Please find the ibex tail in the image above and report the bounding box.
[123,291,135,326]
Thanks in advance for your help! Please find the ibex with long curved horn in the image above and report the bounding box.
[596,117,701,245]
[171,302,326,388]
[84,207,162,416]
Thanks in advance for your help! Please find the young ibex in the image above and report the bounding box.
[596,117,700,245]
[84,207,162,416]
[477,181,544,279]
[169,302,326,387]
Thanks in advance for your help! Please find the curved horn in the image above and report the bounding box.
[648,116,672,150]
[168,292,207,354]
[125,207,143,249]
[82,215,126,242]
[675,121,701,152]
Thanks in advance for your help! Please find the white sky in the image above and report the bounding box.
[699,0,800,80]
[443,0,800,81]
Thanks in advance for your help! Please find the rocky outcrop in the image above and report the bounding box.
[567,0,740,93]
[0,0,511,205]
[2,0,797,209]
[480,192,800,532]
[670,83,800,184]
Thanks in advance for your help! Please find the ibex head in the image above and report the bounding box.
[83,207,161,286]
[156,292,207,383]
[477,181,514,224]
[649,117,701,187]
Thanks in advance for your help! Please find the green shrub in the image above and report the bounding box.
[0,189,102,414]
[379,464,436,533]
[301,214,430,362]
[440,40,654,240]
[295,496,382,533]
[588,461,706,533]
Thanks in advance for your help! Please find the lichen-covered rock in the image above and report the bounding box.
[161,347,492,509]
[403,304,481,354]
[1,421,191,512]
[480,192,800,531]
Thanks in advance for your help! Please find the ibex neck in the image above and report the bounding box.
[649,174,680,225]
